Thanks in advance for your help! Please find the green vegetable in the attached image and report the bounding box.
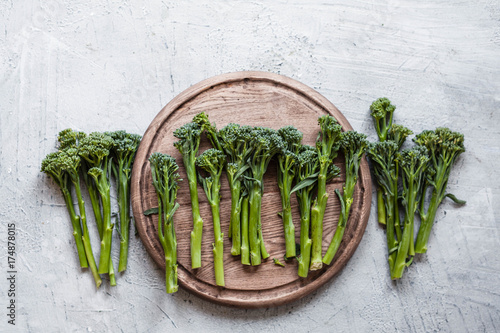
[79,132,116,284]
[370,97,397,225]
[173,122,204,269]
[367,141,401,271]
[309,115,342,270]
[276,126,303,259]
[149,153,181,293]
[41,149,102,288]
[217,123,254,257]
[196,149,226,286]
[273,258,285,267]
[247,127,284,265]
[323,131,368,265]
[413,128,465,253]
[292,145,319,277]
[391,146,430,279]
[108,130,142,273]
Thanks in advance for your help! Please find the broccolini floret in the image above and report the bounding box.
[310,115,342,270]
[323,131,368,265]
[149,152,181,293]
[173,122,204,269]
[108,130,142,272]
[414,128,465,254]
[391,146,430,279]
[196,148,226,286]
[277,125,303,259]
[370,97,396,142]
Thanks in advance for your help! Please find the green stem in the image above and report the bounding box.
[84,176,103,238]
[117,174,130,272]
[249,182,261,266]
[186,167,203,269]
[61,188,88,268]
[74,181,102,288]
[229,182,241,256]
[240,196,250,265]
[415,191,440,253]
[164,203,179,293]
[377,188,386,225]
[384,194,397,272]
[297,191,312,278]
[98,189,113,275]
[391,180,416,279]
[310,172,328,270]
[279,171,296,258]
[211,203,224,286]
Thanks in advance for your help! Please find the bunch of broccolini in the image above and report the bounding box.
[368,97,466,279]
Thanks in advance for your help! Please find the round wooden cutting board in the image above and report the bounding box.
[131,71,371,308]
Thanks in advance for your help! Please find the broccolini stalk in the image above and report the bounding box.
[41,151,88,268]
[391,146,429,279]
[149,153,181,293]
[239,176,251,265]
[79,132,116,284]
[310,115,342,270]
[323,131,368,265]
[196,149,226,286]
[413,128,465,253]
[60,148,102,288]
[217,123,254,256]
[57,130,104,236]
[291,145,319,277]
[173,122,204,269]
[247,127,284,265]
[108,130,142,272]
[277,126,303,259]
[367,141,400,271]
[370,98,396,225]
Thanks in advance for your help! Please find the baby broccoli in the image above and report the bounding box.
[196,149,226,286]
[367,141,401,271]
[173,122,204,269]
[108,130,142,272]
[370,98,397,225]
[391,146,430,279]
[414,128,465,254]
[41,144,102,288]
[247,127,284,265]
[277,126,303,259]
[149,153,181,293]
[310,115,342,270]
[323,131,368,265]
[292,145,319,277]
[213,122,254,257]
[79,132,116,283]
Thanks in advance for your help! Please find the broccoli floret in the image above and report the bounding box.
[370,97,396,142]
[149,152,181,293]
[193,112,223,151]
[107,130,142,272]
[413,128,465,254]
[387,124,413,150]
[310,115,342,270]
[218,123,254,259]
[323,131,368,265]
[196,148,226,286]
[41,141,102,288]
[291,145,319,277]
[276,126,303,259]
[247,127,284,265]
[391,146,430,279]
[78,132,116,283]
[173,122,204,269]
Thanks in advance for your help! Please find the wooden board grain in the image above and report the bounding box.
[131,71,371,308]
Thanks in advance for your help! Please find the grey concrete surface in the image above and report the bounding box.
[1,1,499,332]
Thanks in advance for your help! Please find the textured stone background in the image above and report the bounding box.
[1,1,499,332]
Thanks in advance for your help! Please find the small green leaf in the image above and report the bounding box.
[445,193,466,205]
[291,171,320,194]
[273,258,285,267]
[143,207,159,216]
